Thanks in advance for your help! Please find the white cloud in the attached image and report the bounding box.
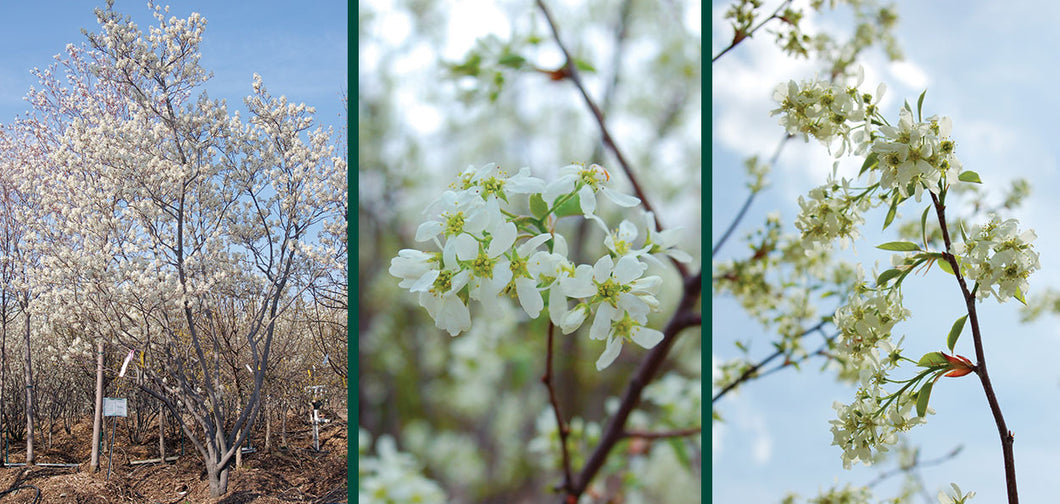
[888,59,931,90]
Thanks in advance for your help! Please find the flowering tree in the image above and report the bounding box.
[712,1,1050,503]
[2,2,346,498]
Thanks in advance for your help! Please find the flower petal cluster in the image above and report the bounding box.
[770,70,883,156]
[871,109,962,200]
[391,163,689,371]
[359,431,447,504]
[951,215,1039,302]
[795,177,869,250]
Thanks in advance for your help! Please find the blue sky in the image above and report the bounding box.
[713,1,1060,502]
[0,1,347,130]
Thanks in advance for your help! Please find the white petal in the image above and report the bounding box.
[516,277,543,318]
[543,175,576,205]
[408,269,439,293]
[519,233,553,256]
[549,285,569,326]
[631,326,663,349]
[560,305,588,334]
[613,255,645,284]
[618,219,638,241]
[563,265,596,298]
[437,295,470,336]
[489,221,517,257]
[592,256,613,282]
[601,187,640,207]
[590,303,617,340]
[451,234,479,261]
[595,337,622,371]
[578,185,596,216]
[491,260,512,291]
[415,220,444,242]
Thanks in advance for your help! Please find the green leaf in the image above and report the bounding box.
[449,53,483,77]
[916,89,927,122]
[917,351,948,367]
[958,171,982,183]
[916,380,934,417]
[877,241,921,252]
[497,52,527,69]
[876,268,902,286]
[573,58,596,73]
[947,314,968,352]
[903,99,912,114]
[938,256,956,275]
[883,196,898,230]
[553,193,583,217]
[1014,286,1027,305]
[668,438,692,470]
[920,204,931,246]
[529,193,549,219]
[859,152,879,176]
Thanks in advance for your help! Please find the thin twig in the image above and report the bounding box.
[541,320,574,495]
[622,426,701,440]
[866,444,963,489]
[536,0,680,273]
[712,0,795,63]
[712,318,829,404]
[712,133,792,257]
[930,190,1018,503]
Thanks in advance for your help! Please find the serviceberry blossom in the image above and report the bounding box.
[542,163,640,227]
[641,210,693,267]
[871,109,962,200]
[392,162,685,372]
[951,215,1040,303]
[795,176,869,250]
[832,281,910,367]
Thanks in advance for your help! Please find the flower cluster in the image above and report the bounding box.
[951,215,1040,302]
[359,430,447,503]
[872,108,962,200]
[832,280,909,369]
[390,162,690,370]
[829,374,929,470]
[770,69,884,156]
[795,176,870,250]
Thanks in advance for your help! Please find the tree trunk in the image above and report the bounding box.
[281,404,287,447]
[206,459,230,498]
[90,340,103,472]
[264,398,271,452]
[0,299,7,468]
[22,311,33,466]
[235,430,242,469]
[158,402,165,462]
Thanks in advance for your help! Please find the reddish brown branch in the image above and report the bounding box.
[930,190,1018,503]
[623,426,701,440]
[534,0,692,278]
[568,271,701,501]
[541,320,574,495]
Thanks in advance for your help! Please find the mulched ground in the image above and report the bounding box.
[0,411,347,504]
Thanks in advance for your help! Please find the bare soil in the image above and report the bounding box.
[0,410,347,503]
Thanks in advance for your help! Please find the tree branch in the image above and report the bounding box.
[930,190,1018,504]
[568,270,701,501]
[712,0,795,63]
[541,321,575,495]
